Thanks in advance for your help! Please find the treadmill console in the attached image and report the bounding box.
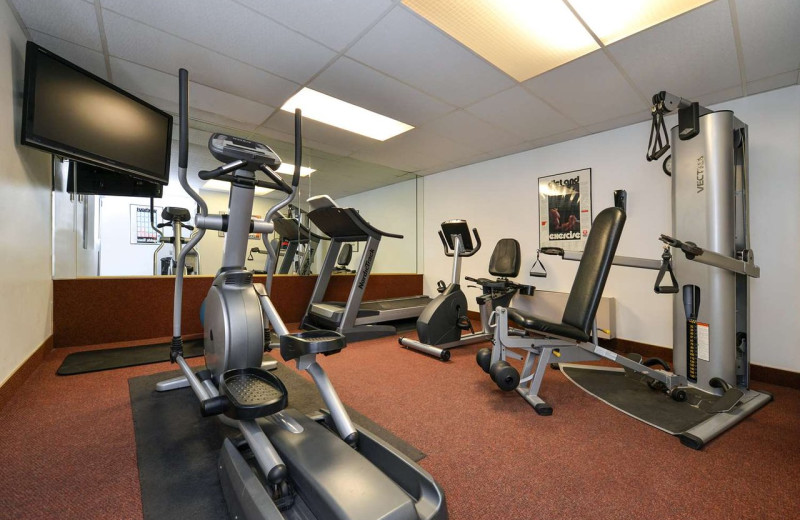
[208,133,281,171]
[441,219,473,251]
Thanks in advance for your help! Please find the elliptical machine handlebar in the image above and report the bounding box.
[197,160,247,180]
[262,109,302,293]
[437,226,481,257]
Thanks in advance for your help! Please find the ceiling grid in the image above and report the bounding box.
[6,0,799,198]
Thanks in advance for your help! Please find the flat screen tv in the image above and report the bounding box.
[21,41,172,186]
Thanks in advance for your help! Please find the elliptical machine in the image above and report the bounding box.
[157,69,446,520]
[400,221,532,361]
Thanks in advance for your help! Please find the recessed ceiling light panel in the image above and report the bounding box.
[281,88,414,141]
[567,0,714,45]
[403,0,599,82]
[275,163,316,177]
[202,179,274,196]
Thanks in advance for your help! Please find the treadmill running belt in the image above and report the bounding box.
[359,296,431,311]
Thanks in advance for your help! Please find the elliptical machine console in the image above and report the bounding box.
[208,133,281,170]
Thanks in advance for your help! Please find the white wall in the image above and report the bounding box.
[421,85,800,373]
[326,179,419,273]
[0,8,54,385]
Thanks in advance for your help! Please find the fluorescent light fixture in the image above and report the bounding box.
[281,88,414,141]
[403,0,714,82]
[403,0,598,82]
[202,179,273,196]
[275,163,315,177]
[568,0,714,45]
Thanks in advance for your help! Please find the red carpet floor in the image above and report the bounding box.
[1,332,798,520]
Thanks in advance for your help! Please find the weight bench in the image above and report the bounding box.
[478,206,629,414]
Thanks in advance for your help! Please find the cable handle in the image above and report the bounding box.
[529,249,547,278]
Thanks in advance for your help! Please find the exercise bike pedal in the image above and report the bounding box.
[216,367,288,420]
[280,330,347,361]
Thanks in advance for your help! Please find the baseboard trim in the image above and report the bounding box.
[0,335,53,411]
[606,337,799,390]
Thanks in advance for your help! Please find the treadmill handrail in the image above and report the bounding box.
[272,216,329,242]
[308,206,404,241]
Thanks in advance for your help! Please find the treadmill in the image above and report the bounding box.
[301,195,431,341]
[271,215,328,275]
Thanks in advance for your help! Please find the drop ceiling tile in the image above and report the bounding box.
[11,0,102,50]
[346,7,515,107]
[487,140,538,160]
[102,10,299,108]
[111,58,273,126]
[523,50,648,126]
[445,152,494,171]
[607,1,740,101]
[695,85,743,108]
[352,127,474,172]
[735,0,800,81]
[29,30,108,79]
[235,0,394,52]
[171,125,214,148]
[746,70,799,97]
[531,127,590,149]
[421,110,524,155]
[466,87,578,142]
[101,0,335,84]
[142,92,261,133]
[582,110,651,135]
[260,110,378,156]
[310,57,454,127]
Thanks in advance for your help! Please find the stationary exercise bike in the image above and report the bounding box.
[400,220,532,361]
[156,69,446,520]
[149,201,200,275]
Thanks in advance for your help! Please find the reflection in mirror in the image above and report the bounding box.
[52,121,420,279]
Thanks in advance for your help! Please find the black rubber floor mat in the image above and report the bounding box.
[129,361,425,520]
[560,364,714,434]
[57,339,204,376]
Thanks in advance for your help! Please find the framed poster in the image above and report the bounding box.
[131,204,161,244]
[538,168,592,252]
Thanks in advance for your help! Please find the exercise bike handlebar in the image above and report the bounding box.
[437,227,481,257]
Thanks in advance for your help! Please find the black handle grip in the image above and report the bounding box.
[292,109,302,188]
[649,144,670,161]
[683,285,700,320]
[178,69,188,169]
[198,160,247,180]
[461,228,482,256]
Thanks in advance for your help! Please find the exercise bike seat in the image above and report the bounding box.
[161,206,191,222]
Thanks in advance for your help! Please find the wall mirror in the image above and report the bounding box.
[52,120,421,279]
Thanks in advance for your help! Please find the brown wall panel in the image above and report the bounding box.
[53,274,422,348]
